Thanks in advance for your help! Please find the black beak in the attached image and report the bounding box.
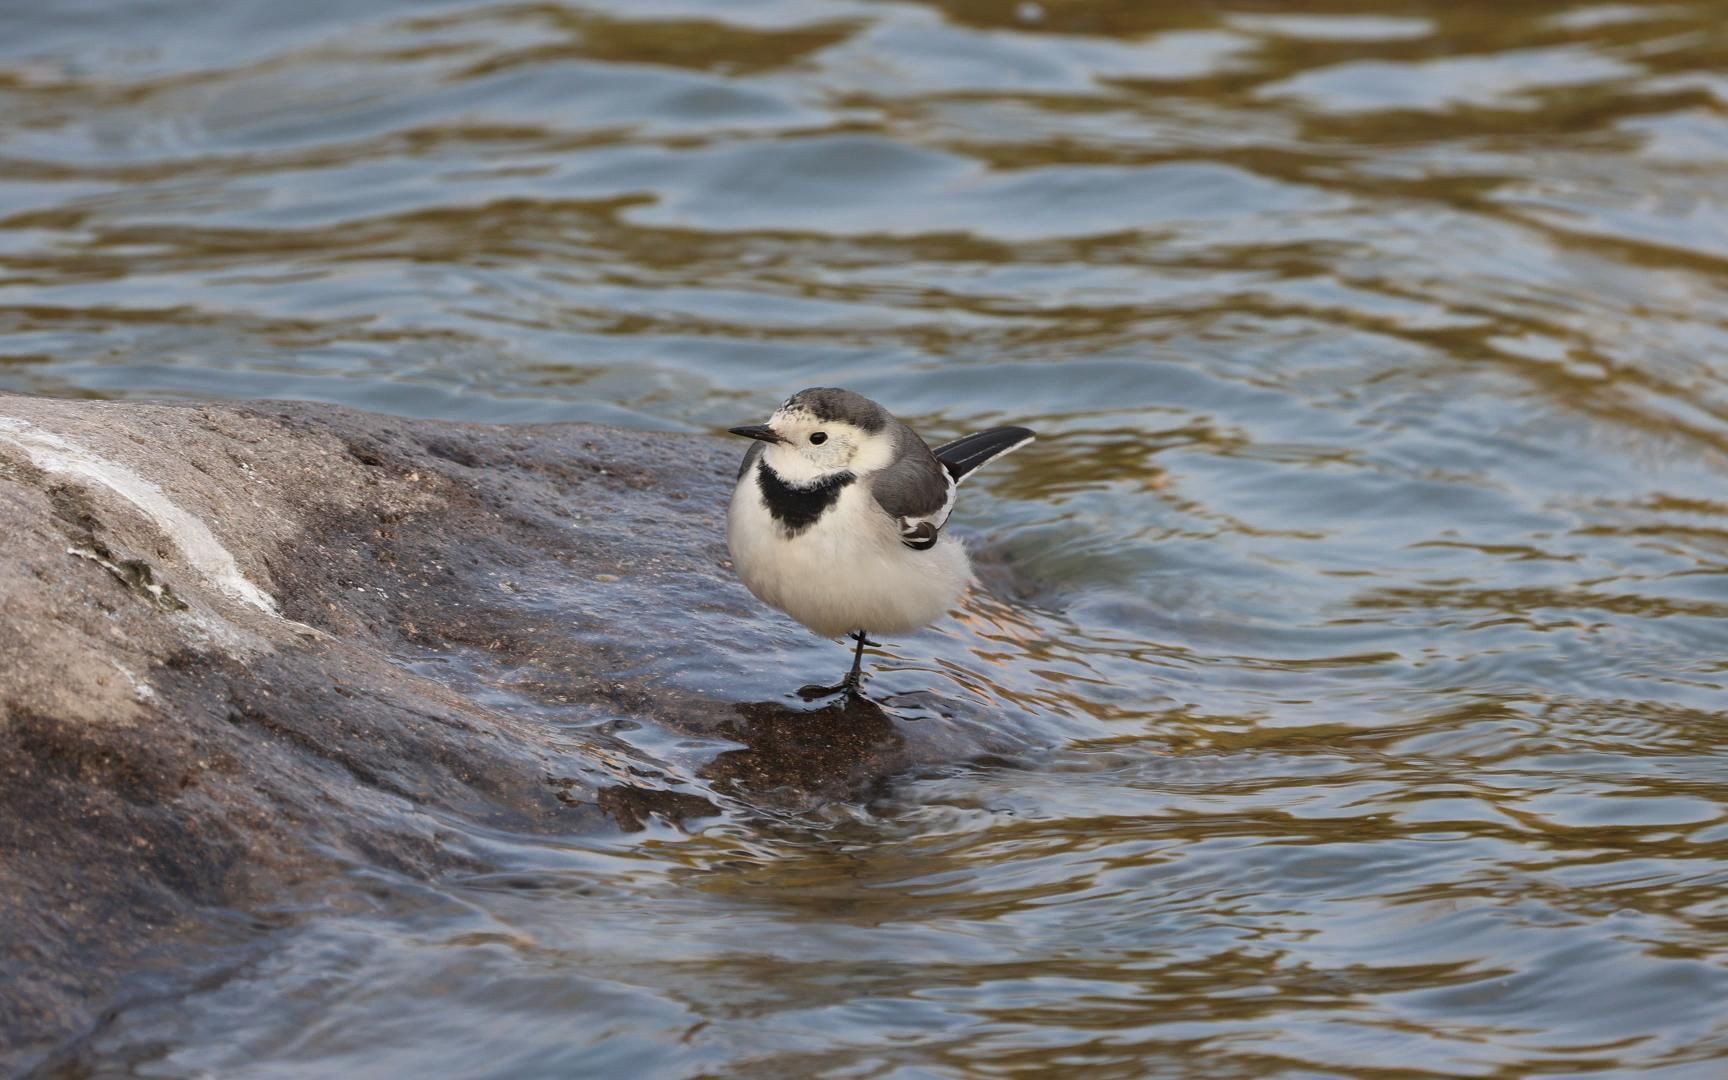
[727,424,783,444]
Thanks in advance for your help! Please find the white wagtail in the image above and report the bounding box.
[726,387,1034,697]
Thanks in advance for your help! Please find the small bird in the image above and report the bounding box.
[726,387,1034,697]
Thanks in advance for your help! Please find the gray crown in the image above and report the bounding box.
[785,387,889,433]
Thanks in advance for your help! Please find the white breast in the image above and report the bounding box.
[727,473,972,638]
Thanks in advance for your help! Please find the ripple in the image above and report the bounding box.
[1262,48,1643,115]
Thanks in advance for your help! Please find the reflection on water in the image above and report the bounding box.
[7,0,1728,1074]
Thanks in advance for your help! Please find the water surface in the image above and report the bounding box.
[4,0,1728,1075]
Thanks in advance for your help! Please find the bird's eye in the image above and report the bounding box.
[809,431,828,445]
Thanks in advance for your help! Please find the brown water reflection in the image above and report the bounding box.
[6,0,1728,1075]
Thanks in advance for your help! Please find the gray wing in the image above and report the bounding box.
[870,424,957,551]
[736,439,766,481]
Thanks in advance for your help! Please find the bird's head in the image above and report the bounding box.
[729,387,897,486]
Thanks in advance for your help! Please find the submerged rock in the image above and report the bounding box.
[0,397,693,1059]
[0,398,611,1056]
[0,394,1036,1068]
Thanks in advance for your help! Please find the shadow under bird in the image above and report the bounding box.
[726,387,1034,697]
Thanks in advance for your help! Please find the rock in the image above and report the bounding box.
[0,394,1033,1068]
[0,395,710,1063]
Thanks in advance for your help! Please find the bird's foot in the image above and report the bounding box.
[798,632,879,699]
[796,671,867,701]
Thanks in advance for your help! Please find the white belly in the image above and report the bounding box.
[727,478,972,638]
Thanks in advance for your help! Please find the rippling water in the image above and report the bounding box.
[7,0,1728,1075]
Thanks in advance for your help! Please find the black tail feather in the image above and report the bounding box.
[932,426,1035,482]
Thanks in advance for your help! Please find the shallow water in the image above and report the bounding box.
[6,0,1728,1075]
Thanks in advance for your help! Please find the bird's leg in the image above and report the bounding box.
[797,630,880,699]
[843,629,872,690]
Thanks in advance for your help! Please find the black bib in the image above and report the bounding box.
[757,463,855,535]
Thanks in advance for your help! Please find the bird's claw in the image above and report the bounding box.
[796,672,866,701]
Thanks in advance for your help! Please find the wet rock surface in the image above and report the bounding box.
[0,394,1011,1068]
